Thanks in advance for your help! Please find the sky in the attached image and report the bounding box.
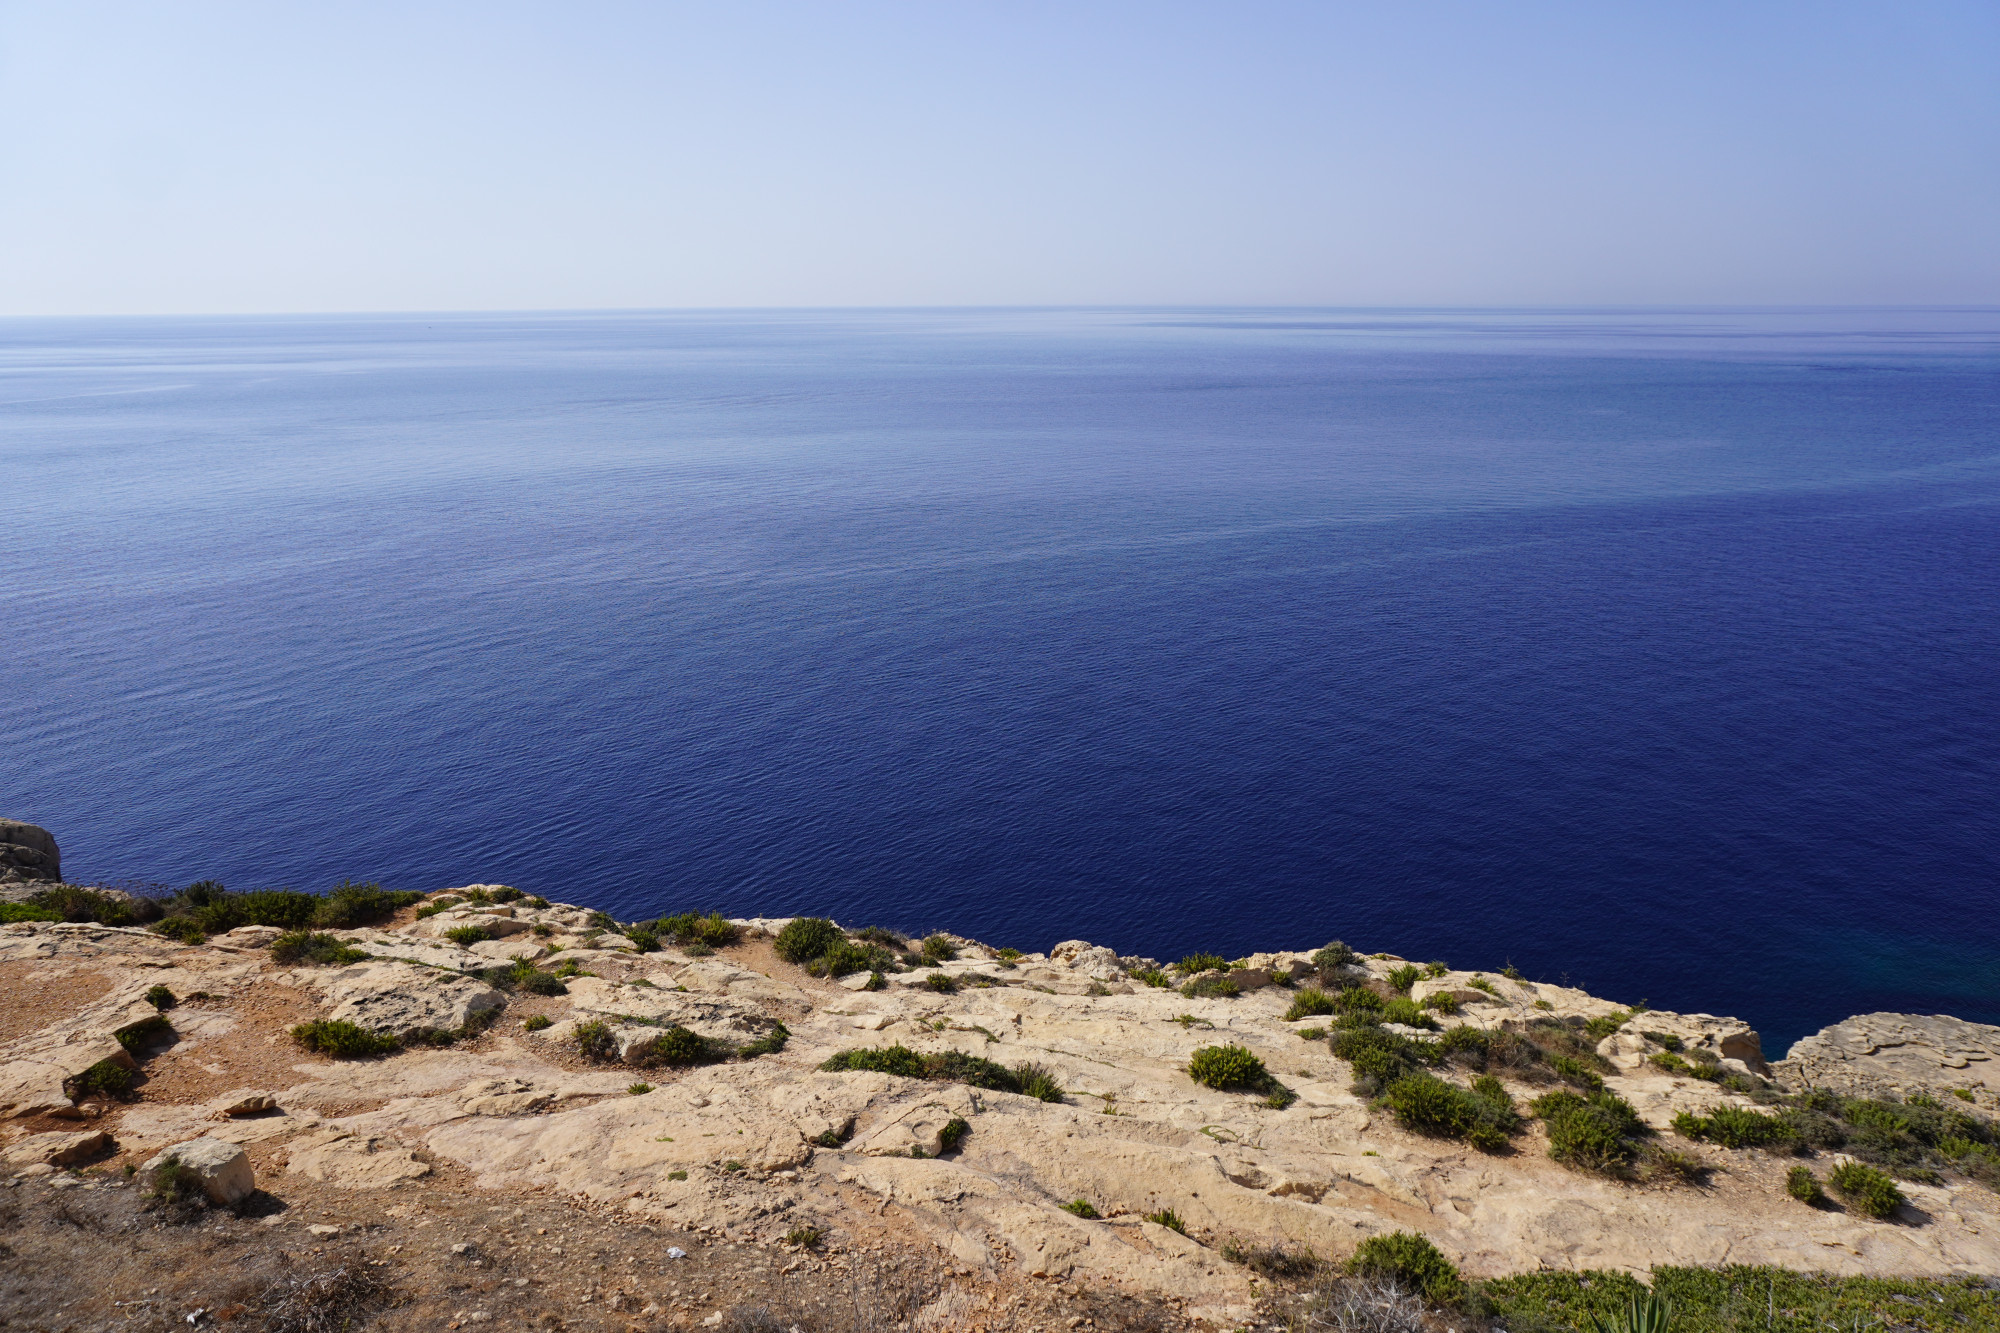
[1,2,1997,314]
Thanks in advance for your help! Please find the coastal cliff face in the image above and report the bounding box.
[0,817,60,885]
[1,823,1996,1330]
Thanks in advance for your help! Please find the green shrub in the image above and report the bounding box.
[785,1225,823,1248]
[1332,1024,1439,1093]
[1642,1030,1685,1052]
[1466,975,1500,997]
[1133,968,1170,988]
[631,1025,719,1067]
[66,1058,137,1101]
[1381,1073,1519,1151]
[1346,1230,1463,1304]
[1180,973,1240,999]
[513,966,569,996]
[1386,964,1420,993]
[809,940,894,977]
[819,1045,1047,1099]
[193,888,320,933]
[1296,1026,1327,1041]
[1013,1062,1064,1103]
[292,1019,399,1058]
[1535,1089,1648,1174]
[269,930,369,966]
[144,984,176,1010]
[624,926,660,953]
[1472,1074,1511,1106]
[31,885,150,927]
[116,1014,173,1054]
[1486,1265,2000,1333]
[994,947,1022,962]
[1378,997,1439,1029]
[1583,1008,1638,1042]
[657,911,741,949]
[1421,960,1450,979]
[922,971,959,994]
[1584,1288,1674,1333]
[1060,1199,1100,1218]
[313,881,421,928]
[1786,1165,1825,1204]
[1188,1044,1267,1091]
[774,916,843,964]
[628,1082,652,1094]
[739,1023,790,1058]
[1311,941,1356,970]
[573,1018,617,1062]
[920,934,959,962]
[523,1015,552,1031]
[938,1117,970,1153]
[1285,988,1338,1021]
[1177,952,1229,975]
[1828,1161,1904,1217]
[1674,1105,1796,1150]
[1548,1053,1606,1091]
[1421,992,1461,1016]
[1335,986,1384,1015]
[0,901,61,923]
[444,924,493,947]
[1145,1208,1186,1234]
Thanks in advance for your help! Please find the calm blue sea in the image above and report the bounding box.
[4,308,1997,1051]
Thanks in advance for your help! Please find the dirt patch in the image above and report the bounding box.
[0,959,112,1044]
[126,980,326,1108]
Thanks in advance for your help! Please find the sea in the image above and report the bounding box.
[3,307,1997,1053]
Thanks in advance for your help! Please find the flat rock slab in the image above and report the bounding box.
[305,960,506,1038]
[1780,1012,2000,1097]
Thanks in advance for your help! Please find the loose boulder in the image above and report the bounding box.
[0,819,60,885]
[140,1137,254,1205]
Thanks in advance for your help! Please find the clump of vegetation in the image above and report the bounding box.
[1060,1198,1100,1219]
[994,946,1023,962]
[628,1082,652,1094]
[1181,973,1240,999]
[919,934,959,963]
[522,1015,552,1031]
[1548,1053,1606,1091]
[922,971,959,993]
[1763,1088,2000,1188]
[774,916,844,964]
[144,984,176,1010]
[148,1154,208,1210]
[291,1019,400,1058]
[1133,968,1171,988]
[483,956,568,995]
[631,1025,721,1067]
[1380,1072,1519,1151]
[269,930,370,966]
[1421,991,1462,1016]
[1285,987,1338,1021]
[1311,940,1357,971]
[1377,997,1439,1029]
[66,1058,137,1101]
[1187,1043,1295,1107]
[1583,1007,1641,1042]
[1386,964,1421,993]
[313,881,424,928]
[1422,960,1450,978]
[1347,1230,1463,1305]
[785,1225,823,1248]
[1295,1026,1327,1041]
[1466,974,1500,997]
[1485,1265,2000,1333]
[573,1018,618,1061]
[624,926,660,953]
[739,1023,790,1058]
[938,1117,970,1153]
[1786,1164,1826,1204]
[1221,1238,1322,1279]
[1177,952,1229,975]
[1829,1161,1905,1218]
[1642,1029,1685,1052]
[116,1014,174,1055]
[1145,1208,1186,1234]
[818,1045,1063,1101]
[1533,1088,1651,1175]
[1673,1105,1796,1150]
[0,901,61,924]
[652,910,742,950]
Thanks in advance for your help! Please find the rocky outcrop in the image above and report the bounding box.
[1779,1012,2000,1098]
[140,1136,255,1205]
[298,959,506,1038]
[0,818,60,885]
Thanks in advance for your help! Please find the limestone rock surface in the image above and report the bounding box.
[1780,1012,2000,1098]
[141,1136,255,1204]
[0,818,59,885]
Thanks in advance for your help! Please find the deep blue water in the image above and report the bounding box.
[4,307,1998,1051]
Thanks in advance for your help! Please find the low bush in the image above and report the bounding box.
[1221,1239,1322,1278]
[624,926,660,953]
[1181,973,1240,999]
[573,1018,618,1062]
[1133,968,1170,987]
[1486,1265,2000,1333]
[920,934,959,963]
[292,1019,400,1058]
[269,931,369,966]
[1060,1199,1100,1218]
[774,916,843,964]
[1547,1053,1606,1091]
[313,881,421,928]
[149,1154,208,1209]
[116,1014,173,1054]
[1285,988,1338,1021]
[1642,1029,1685,1052]
[0,901,61,924]
[1421,960,1450,979]
[1146,1208,1186,1234]
[66,1058,137,1101]
[1786,1164,1826,1204]
[1386,964,1421,993]
[631,1025,720,1067]
[1534,1089,1649,1175]
[1311,940,1357,971]
[1381,1072,1519,1151]
[657,910,741,949]
[808,940,895,977]
[818,1045,1059,1101]
[1378,997,1439,1029]
[443,924,493,946]
[739,1023,790,1058]
[144,984,176,1010]
[1332,1023,1440,1094]
[1346,1230,1463,1305]
[785,1225,823,1248]
[922,971,959,993]
[1673,1105,1796,1150]
[522,1015,552,1031]
[1177,952,1229,975]
[1188,1043,1267,1090]
[1828,1161,1905,1218]
[1013,1062,1064,1102]
[30,885,150,927]
[1421,992,1462,1016]
[1583,1008,1639,1042]
[938,1117,970,1153]
[1466,975,1500,997]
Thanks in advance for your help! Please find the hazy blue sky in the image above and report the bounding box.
[3,2,1996,313]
